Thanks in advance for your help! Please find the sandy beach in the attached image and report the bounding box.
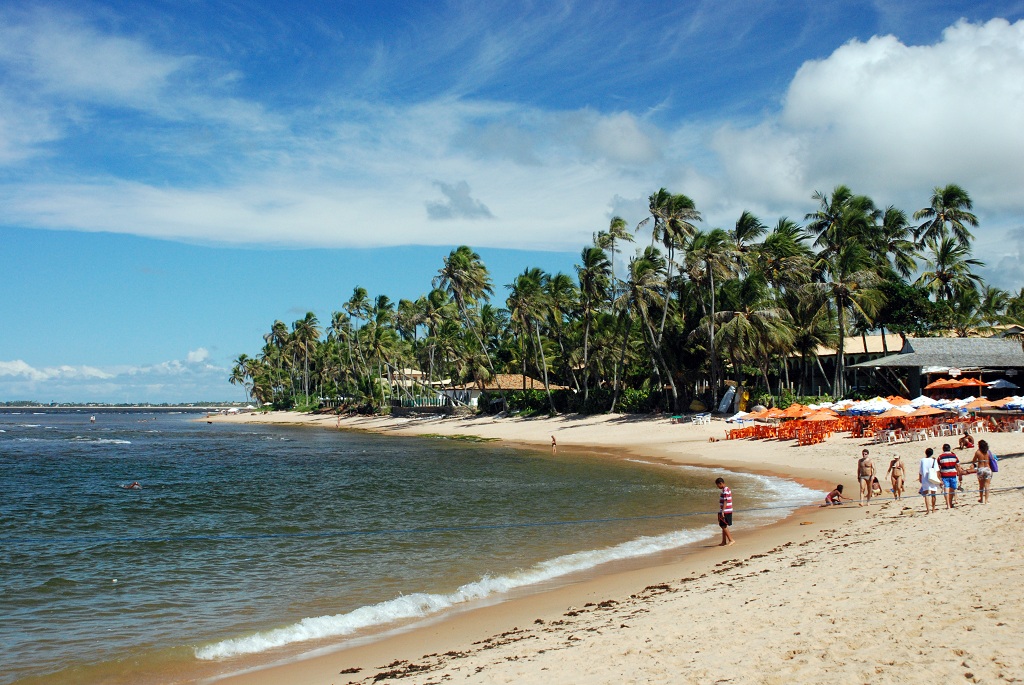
[204,411,1024,684]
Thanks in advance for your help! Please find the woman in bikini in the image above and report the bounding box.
[886,455,906,500]
[973,439,994,504]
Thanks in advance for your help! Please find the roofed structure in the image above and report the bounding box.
[471,374,567,391]
[851,337,1024,370]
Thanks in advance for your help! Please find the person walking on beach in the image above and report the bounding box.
[550,435,556,453]
[716,477,735,546]
[919,447,939,514]
[886,454,906,500]
[973,439,994,504]
[937,443,960,509]
[857,449,875,506]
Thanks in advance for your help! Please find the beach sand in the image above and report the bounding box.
[204,411,1024,684]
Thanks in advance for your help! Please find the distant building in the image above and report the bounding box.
[851,337,1024,395]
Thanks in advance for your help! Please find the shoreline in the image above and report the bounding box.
[199,411,1024,685]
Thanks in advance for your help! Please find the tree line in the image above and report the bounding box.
[230,183,1023,414]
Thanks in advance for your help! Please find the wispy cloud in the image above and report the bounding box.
[1,7,1023,261]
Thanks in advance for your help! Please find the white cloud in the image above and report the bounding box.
[0,353,230,403]
[0,359,113,381]
[712,18,1024,213]
[0,8,187,113]
[1,10,1023,269]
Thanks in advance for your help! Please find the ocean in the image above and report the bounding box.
[0,410,819,684]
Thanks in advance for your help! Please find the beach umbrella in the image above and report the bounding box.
[987,379,1020,389]
[909,405,948,417]
[965,398,996,411]
[781,403,811,419]
[805,410,839,421]
[744,408,771,420]
[888,395,912,405]
[876,406,912,418]
[957,378,988,387]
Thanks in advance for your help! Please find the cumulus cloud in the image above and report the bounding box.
[712,18,1024,213]
[426,181,495,220]
[186,347,210,364]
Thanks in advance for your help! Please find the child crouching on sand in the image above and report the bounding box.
[823,484,851,506]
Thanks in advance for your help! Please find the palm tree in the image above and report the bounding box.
[916,237,984,303]
[873,206,918,279]
[731,210,767,256]
[544,272,580,393]
[434,246,506,408]
[914,183,978,247]
[292,312,321,400]
[684,228,739,407]
[805,185,878,262]
[229,353,252,402]
[595,215,633,300]
[616,247,679,412]
[576,245,611,405]
[750,218,812,292]
[507,267,555,413]
[712,273,795,395]
[806,241,883,397]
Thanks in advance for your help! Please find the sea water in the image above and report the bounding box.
[0,411,819,684]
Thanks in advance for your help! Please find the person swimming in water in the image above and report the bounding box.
[121,481,142,490]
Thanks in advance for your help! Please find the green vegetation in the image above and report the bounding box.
[231,184,1019,414]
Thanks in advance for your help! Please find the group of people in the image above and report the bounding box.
[831,441,997,511]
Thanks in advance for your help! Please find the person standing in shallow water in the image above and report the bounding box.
[716,477,735,546]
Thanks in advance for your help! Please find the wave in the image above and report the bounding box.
[195,467,821,662]
[195,524,719,660]
[71,436,133,445]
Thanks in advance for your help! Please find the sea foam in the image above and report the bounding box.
[195,470,820,661]
[195,524,718,660]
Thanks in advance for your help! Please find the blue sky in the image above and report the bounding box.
[2,1,1024,402]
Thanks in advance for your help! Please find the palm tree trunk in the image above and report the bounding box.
[709,266,718,407]
[534,325,556,414]
[609,312,633,413]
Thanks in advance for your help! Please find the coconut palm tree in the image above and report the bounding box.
[434,246,506,407]
[616,247,679,412]
[916,237,985,303]
[712,272,795,395]
[914,183,978,248]
[805,241,883,397]
[684,228,739,407]
[576,245,611,405]
[507,267,556,412]
[595,215,633,300]
[292,312,321,400]
[873,206,918,279]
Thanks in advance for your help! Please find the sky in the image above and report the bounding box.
[2,0,1024,403]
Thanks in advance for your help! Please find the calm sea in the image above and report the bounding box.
[0,410,819,684]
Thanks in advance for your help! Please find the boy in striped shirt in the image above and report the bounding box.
[716,477,735,546]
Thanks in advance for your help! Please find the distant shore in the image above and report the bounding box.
[203,410,1024,685]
